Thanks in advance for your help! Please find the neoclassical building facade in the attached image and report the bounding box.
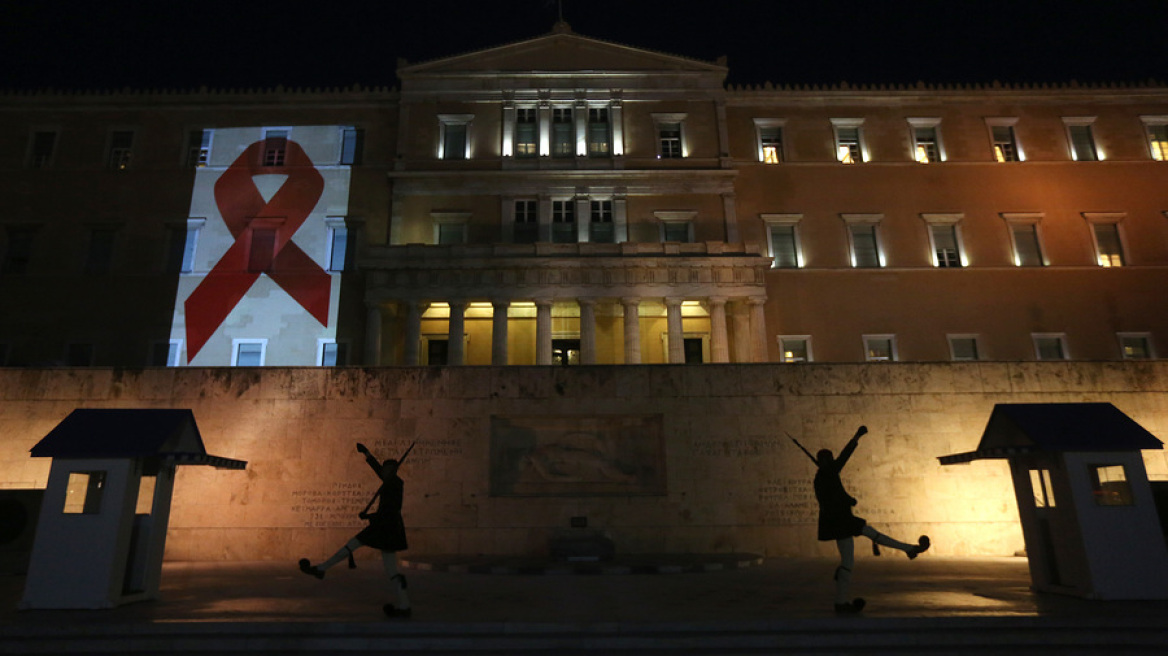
[1,23,1167,370]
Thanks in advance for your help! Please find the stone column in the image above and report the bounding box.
[730,300,751,363]
[708,296,729,363]
[491,299,509,365]
[665,297,685,364]
[364,303,382,366]
[535,298,554,365]
[448,299,467,366]
[621,297,641,364]
[748,298,769,363]
[579,298,597,365]
[403,300,427,366]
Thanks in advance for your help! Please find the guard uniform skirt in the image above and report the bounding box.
[357,514,408,552]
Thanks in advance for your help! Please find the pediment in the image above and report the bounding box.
[399,27,726,79]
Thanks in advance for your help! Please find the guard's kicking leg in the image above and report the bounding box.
[300,538,363,579]
[862,526,930,559]
[381,550,412,619]
[833,537,865,613]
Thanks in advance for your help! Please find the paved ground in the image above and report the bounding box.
[4,554,1167,625]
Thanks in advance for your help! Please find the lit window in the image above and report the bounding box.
[948,335,980,361]
[834,123,863,164]
[1090,465,1133,506]
[64,471,106,514]
[232,339,266,366]
[438,115,472,160]
[2,225,37,274]
[1003,214,1045,267]
[515,109,537,158]
[108,130,135,170]
[844,215,883,268]
[84,227,117,275]
[762,214,802,268]
[779,336,811,363]
[1141,117,1168,160]
[754,119,785,163]
[318,340,348,366]
[653,113,687,159]
[1118,333,1153,360]
[927,221,963,268]
[588,107,611,157]
[988,120,1021,162]
[1030,469,1056,508]
[28,130,57,169]
[1033,333,1068,360]
[514,199,538,243]
[552,200,577,243]
[187,129,212,168]
[326,220,349,272]
[1064,118,1099,161]
[590,200,614,243]
[340,127,363,165]
[262,129,288,166]
[552,108,574,158]
[864,335,897,362]
[1088,219,1125,267]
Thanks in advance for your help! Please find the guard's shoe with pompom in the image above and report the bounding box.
[907,535,931,560]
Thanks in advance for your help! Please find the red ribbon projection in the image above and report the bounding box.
[184,140,330,362]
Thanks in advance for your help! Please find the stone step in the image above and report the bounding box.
[3,617,1166,655]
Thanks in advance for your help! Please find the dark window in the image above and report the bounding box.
[187,129,211,168]
[340,128,364,165]
[263,130,288,166]
[2,226,36,274]
[514,200,538,243]
[769,225,798,268]
[442,123,467,160]
[108,131,134,170]
[683,338,703,364]
[29,131,57,168]
[248,228,277,272]
[552,108,574,158]
[84,228,117,275]
[427,339,449,365]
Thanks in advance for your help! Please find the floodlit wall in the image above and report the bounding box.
[2,363,1166,562]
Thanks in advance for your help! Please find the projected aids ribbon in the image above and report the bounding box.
[184,140,330,362]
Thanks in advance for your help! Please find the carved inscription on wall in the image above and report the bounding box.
[692,438,785,457]
[758,477,817,525]
[291,482,372,529]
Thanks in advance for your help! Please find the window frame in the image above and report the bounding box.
[1140,115,1168,161]
[947,334,982,361]
[1,224,39,274]
[186,128,213,168]
[1002,213,1047,267]
[655,210,696,244]
[652,113,688,159]
[761,213,803,268]
[261,127,291,167]
[150,339,183,367]
[1063,116,1101,161]
[106,129,136,170]
[1032,333,1069,361]
[317,339,349,366]
[325,217,350,272]
[431,211,471,245]
[986,117,1023,162]
[753,118,786,164]
[863,334,898,362]
[231,339,268,367]
[907,117,944,163]
[830,118,866,164]
[27,129,59,169]
[83,225,119,275]
[778,335,813,363]
[437,114,473,160]
[1082,213,1127,267]
[922,213,966,268]
[1117,332,1154,360]
[842,214,885,268]
[339,127,364,165]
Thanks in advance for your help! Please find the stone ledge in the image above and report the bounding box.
[400,552,763,575]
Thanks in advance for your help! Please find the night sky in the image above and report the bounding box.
[2,0,1166,91]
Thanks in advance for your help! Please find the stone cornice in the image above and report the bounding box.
[387,168,737,196]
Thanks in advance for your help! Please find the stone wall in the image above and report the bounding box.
[2,362,1166,562]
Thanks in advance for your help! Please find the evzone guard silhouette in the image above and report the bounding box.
[300,442,414,618]
[789,426,930,614]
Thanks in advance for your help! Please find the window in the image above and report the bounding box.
[318,340,348,366]
[514,109,537,158]
[1003,214,1045,266]
[831,119,864,164]
[656,211,695,244]
[423,337,449,365]
[762,214,802,268]
[166,218,203,274]
[65,342,95,366]
[843,215,883,268]
[262,129,288,166]
[922,214,964,268]
[948,335,981,361]
[588,107,611,156]
[1090,465,1133,506]
[247,227,277,272]
[107,130,134,170]
[187,129,212,168]
[552,108,574,158]
[864,335,897,362]
[438,115,472,160]
[232,339,266,366]
[1064,118,1099,161]
[84,227,117,275]
[779,336,812,363]
[1141,116,1168,160]
[326,219,349,271]
[1033,333,1068,360]
[432,212,470,245]
[590,200,614,243]
[552,200,576,243]
[150,339,182,367]
[1118,333,1153,360]
[63,471,106,514]
[514,199,538,243]
[754,119,785,163]
[27,130,57,169]
[908,118,942,163]
[552,338,581,366]
[340,127,363,165]
[987,119,1022,162]
[2,225,36,274]
[1084,215,1125,267]
[1030,469,1056,508]
[653,113,686,159]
